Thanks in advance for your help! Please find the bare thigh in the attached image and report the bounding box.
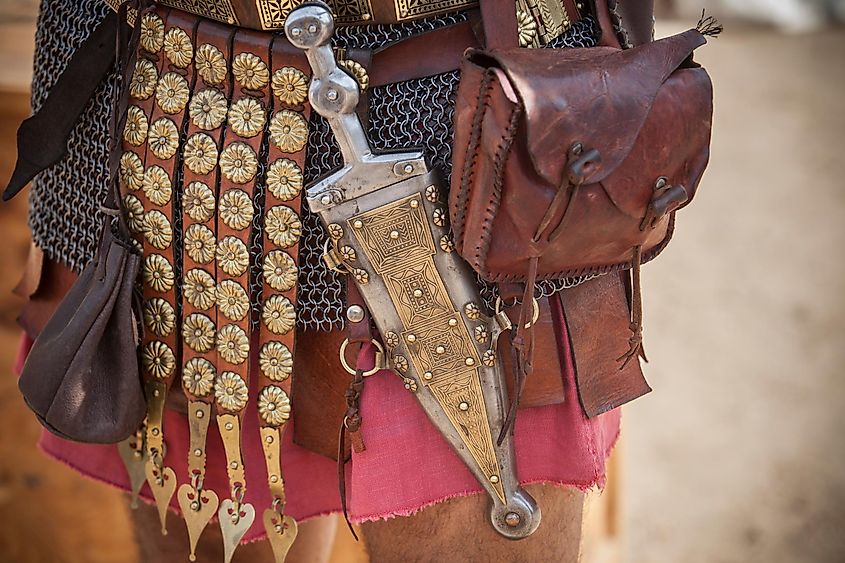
[129,500,337,563]
[360,484,584,563]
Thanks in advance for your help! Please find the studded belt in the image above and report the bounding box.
[119,5,310,561]
[104,0,481,28]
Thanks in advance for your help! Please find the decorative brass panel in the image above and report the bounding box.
[394,0,476,21]
[349,191,500,502]
[403,313,481,380]
[428,371,505,501]
[348,193,434,274]
[383,261,453,326]
[256,0,373,29]
[516,0,573,48]
[160,0,239,25]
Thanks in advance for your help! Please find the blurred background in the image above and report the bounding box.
[0,1,843,562]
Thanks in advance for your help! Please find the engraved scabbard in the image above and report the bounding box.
[285,5,540,539]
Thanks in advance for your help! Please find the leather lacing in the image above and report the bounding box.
[617,245,647,369]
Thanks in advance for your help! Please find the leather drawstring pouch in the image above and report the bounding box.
[450,0,719,376]
[14,2,149,444]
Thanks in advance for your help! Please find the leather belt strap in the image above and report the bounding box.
[208,24,270,560]
[174,15,232,559]
[363,19,481,87]
[123,5,186,536]
[255,35,311,562]
[105,0,481,30]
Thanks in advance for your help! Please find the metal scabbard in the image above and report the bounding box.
[285,4,540,539]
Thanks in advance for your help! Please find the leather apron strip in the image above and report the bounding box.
[211,25,271,561]
[171,15,228,560]
[121,6,186,536]
[255,36,310,562]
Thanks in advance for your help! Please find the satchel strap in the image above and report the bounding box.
[479,0,519,50]
[480,0,597,50]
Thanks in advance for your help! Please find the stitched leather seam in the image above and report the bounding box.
[454,69,494,251]
[473,100,522,276]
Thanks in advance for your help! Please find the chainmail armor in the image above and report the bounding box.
[27,2,600,331]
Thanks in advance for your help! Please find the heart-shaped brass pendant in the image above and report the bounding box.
[117,438,148,509]
[219,498,256,563]
[177,484,219,561]
[144,461,177,535]
[263,509,298,563]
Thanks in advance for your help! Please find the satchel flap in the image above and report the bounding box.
[471,29,708,187]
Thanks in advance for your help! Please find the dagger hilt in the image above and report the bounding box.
[285,4,372,165]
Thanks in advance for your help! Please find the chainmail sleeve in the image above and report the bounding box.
[28,0,115,273]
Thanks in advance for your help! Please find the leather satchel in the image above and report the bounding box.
[450,1,719,366]
[450,3,717,286]
[14,2,148,443]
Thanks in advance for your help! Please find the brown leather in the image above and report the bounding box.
[594,0,622,48]
[177,16,228,412]
[256,32,312,502]
[131,6,188,423]
[609,0,655,47]
[559,273,651,417]
[214,25,266,420]
[450,29,714,283]
[291,328,351,460]
[365,20,482,87]
[500,295,565,407]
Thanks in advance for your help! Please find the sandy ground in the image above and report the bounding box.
[0,9,843,563]
[623,22,845,563]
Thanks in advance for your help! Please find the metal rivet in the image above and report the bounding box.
[346,305,365,323]
[153,389,161,397]
[152,428,160,436]
[290,27,302,37]
[270,475,279,483]
[423,371,433,380]
[320,194,332,205]
[490,475,500,484]
[230,461,238,469]
[194,449,202,457]
[406,333,416,343]
[435,345,446,354]
[307,24,317,33]
[231,513,239,523]
[389,230,399,240]
[191,501,200,510]
[448,318,458,327]
[326,89,338,101]
[265,435,274,443]
[505,512,521,527]
[403,163,414,174]
[196,410,204,419]
[412,289,423,298]
[225,422,234,431]
[459,401,469,411]
[465,357,475,366]
[353,219,363,229]
[409,199,419,208]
